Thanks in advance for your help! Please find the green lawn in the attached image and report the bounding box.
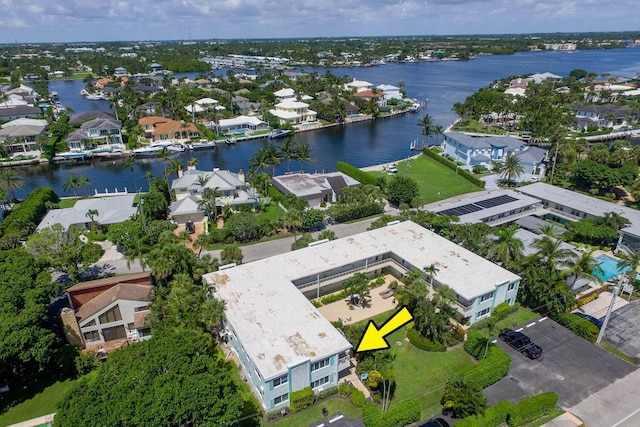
[372,155,483,204]
[266,398,362,427]
[58,198,79,208]
[0,378,79,426]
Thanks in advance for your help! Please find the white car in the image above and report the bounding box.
[385,165,398,173]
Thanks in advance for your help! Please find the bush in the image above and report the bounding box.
[362,399,421,427]
[407,328,446,352]
[336,161,377,186]
[456,400,512,427]
[460,330,511,389]
[508,392,558,426]
[316,386,339,401]
[552,312,599,343]
[0,187,59,243]
[421,148,485,188]
[208,227,230,243]
[328,201,383,223]
[338,382,357,396]
[491,302,515,321]
[290,386,314,412]
[350,389,366,407]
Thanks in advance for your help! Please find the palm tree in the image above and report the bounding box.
[498,153,524,185]
[249,146,271,177]
[537,223,560,238]
[220,244,243,265]
[423,263,439,288]
[566,251,604,288]
[0,168,25,202]
[77,176,90,197]
[264,144,282,176]
[168,159,183,178]
[418,114,433,145]
[284,207,303,246]
[603,212,630,232]
[144,171,155,189]
[617,249,640,282]
[432,124,444,147]
[293,142,314,171]
[279,137,297,173]
[487,225,524,268]
[124,156,139,193]
[531,236,576,272]
[440,377,487,418]
[63,176,80,197]
[85,209,99,231]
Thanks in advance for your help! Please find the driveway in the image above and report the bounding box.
[484,318,637,409]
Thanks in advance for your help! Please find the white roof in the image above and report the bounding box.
[273,88,295,98]
[185,104,205,113]
[37,194,138,231]
[0,124,45,137]
[272,172,359,198]
[347,80,373,88]
[275,100,309,109]
[170,195,201,216]
[1,118,48,128]
[377,84,399,92]
[205,221,519,379]
[505,87,526,97]
[218,115,266,128]
[517,182,640,237]
[430,190,541,224]
[195,97,218,105]
[529,72,561,83]
[269,109,300,120]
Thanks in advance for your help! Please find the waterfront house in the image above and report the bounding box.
[441,131,527,167]
[376,84,402,100]
[61,273,153,349]
[353,90,385,106]
[169,168,258,224]
[273,88,296,101]
[345,79,373,92]
[64,117,124,153]
[69,110,117,125]
[204,220,520,410]
[574,104,636,130]
[0,119,47,158]
[268,100,317,126]
[0,105,42,121]
[271,172,360,207]
[137,116,199,142]
[217,115,268,136]
[37,194,138,231]
[231,95,252,114]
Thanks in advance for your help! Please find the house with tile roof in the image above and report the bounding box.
[61,272,153,349]
[169,167,258,224]
[137,116,199,141]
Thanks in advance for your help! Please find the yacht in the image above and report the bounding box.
[189,139,216,150]
[133,141,185,157]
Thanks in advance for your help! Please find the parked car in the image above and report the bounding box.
[499,328,532,351]
[420,418,450,427]
[573,312,603,328]
[185,221,195,234]
[521,343,543,359]
[385,164,398,173]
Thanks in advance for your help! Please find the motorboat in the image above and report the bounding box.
[189,139,216,150]
[268,129,292,139]
[225,137,237,145]
[81,88,104,100]
[133,140,184,157]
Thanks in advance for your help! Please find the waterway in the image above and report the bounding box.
[16,47,640,199]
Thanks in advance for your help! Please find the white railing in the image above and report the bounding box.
[296,257,408,290]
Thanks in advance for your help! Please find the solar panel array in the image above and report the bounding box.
[438,195,519,217]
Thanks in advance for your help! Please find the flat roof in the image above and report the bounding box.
[272,172,358,198]
[204,221,518,379]
[517,183,640,237]
[430,190,540,224]
[37,194,138,231]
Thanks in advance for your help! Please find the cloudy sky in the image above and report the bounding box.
[1,0,637,43]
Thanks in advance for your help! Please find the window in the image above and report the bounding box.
[273,393,288,405]
[273,374,288,387]
[508,282,516,291]
[311,376,330,389]
[477,308,491,318]
[101,325,126,341]
[98,305,122,324]
[83,330,100,343]
[480,291,495,302]
[134,305,149,312]
[84,319,96,327]
[311,357,330,372]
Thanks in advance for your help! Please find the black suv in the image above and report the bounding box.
[499,329,532,350]
[521,343,543,359]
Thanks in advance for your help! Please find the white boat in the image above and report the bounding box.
[58,151,90,159]
[133,141,184,157]
[167,143,187,153]
[225,137,237,145]
[268,129,292,139]
[81,88,104,100]
[189,139,216,150]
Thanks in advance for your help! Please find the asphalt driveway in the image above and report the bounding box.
[484,317,637,408]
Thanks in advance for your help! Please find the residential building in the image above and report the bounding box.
[0,105,41,121]
[204,221,520,410]
[169,168,258,224]
[345,79,373,92]
[0,121,46,158]
[352,90,384,106]
[61,273,153,349]
[273,88,296,101]
[574,104,636,130]
[516,182,640,252]
[268,100,317,126]
[514,146,547,177]
[137,116,199,141]
[271,172,360,208]
[69,110,117,125]
[217,115,268,136]
[65,117,125,152]
[37,194,138,231]
[376,84,402,100]
[441,131,528,167]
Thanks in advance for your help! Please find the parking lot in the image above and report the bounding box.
[484,317,637,408]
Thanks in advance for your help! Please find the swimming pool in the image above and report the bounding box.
[593,255,630,282]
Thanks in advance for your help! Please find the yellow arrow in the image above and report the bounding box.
[356,307,413,353]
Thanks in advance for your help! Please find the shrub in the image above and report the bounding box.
[362,399,421,427]
[456,400,512,427]
[460,330,511,389]
[338,382,357,396]
[336,161,377,186]
[316,386,339,401]
[290,386,314,412]
[552,312,599,343]
[491,302,514,321]
[0,187,59,241]
[508,392,558,426]
[328,201,384,223]
[407,328,446,352]
[350,389,366,407]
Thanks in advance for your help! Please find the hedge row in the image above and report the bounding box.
[552,312,599,343]
[456,392,558,427]
[290,386,314,412]
[336,161,378,186]
[421,147,486,188]
[362,398,421,427]
[0,187,59,238]
[460,330,511,390]
[407,328,446,352]
[509,392,558,426]
[328,201,383,223]
[456,400,511,427]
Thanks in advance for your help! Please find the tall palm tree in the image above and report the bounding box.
[124,156,139,193]
[63,176,80,197]
[0,168,25,202]
[249,146,271,176]
[423,263,439,288]
[284,207,303,246]
[168,159,183,178]
[418,114,433,145]
[264,144,282,176]
[432,124,444,147]
[487,225,524,268]
[85,209,99,231]
[144,171,155,189]
[617,249,640,282]
[603,211,630,232]
[293,142,314,171]
[531,236,576,272]
[498,153,524,185]
[77,176,90,197]
[279,137,297,173]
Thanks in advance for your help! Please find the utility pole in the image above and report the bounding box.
[596,280,621,344]
[140,197,147,233]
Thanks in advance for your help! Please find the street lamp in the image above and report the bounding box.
[140,197,147,232]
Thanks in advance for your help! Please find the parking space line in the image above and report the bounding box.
[329,415,343,423]
[515,328,524,332]
[316,424,325,427]
[526,322,536,328]
[539,317,547,322]
[612,406,640,427]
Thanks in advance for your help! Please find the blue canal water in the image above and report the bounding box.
[15,47,640,199]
